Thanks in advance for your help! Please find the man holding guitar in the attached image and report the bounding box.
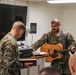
[31,18,76,75]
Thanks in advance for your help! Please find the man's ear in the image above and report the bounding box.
[19,30,24,34]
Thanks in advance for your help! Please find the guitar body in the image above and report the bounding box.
[40,43,63,62]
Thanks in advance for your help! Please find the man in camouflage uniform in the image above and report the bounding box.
[0,21,30,75]
[31,18,76,75]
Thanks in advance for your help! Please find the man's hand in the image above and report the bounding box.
[71,47,76,52]
[24,62,33,68]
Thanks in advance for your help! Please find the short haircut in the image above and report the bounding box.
[12,21,26,30]
[51,18,60,25]
[39,67,61,75]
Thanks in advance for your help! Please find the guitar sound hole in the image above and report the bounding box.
[51,54,58,58]
[54,50,58,54]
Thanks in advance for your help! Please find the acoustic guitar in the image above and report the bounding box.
[40,43,70,62]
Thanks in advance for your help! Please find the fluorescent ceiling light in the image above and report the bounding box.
[47,0,76,4]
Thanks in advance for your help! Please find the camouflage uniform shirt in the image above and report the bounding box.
[31,30,76,75]
[0,33,23,75]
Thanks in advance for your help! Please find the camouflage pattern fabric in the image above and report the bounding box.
[0,33,23,75]
[31,30,76,75]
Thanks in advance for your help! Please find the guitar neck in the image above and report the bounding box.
[54,49,70,54]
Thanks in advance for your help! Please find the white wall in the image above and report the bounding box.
[63,4,76,39]
[26,1,64,48]
[26,2,76,49]
[0,0,27,6]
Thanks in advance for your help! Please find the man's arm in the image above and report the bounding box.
[65,31,76,53]
[31,34,48,51]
